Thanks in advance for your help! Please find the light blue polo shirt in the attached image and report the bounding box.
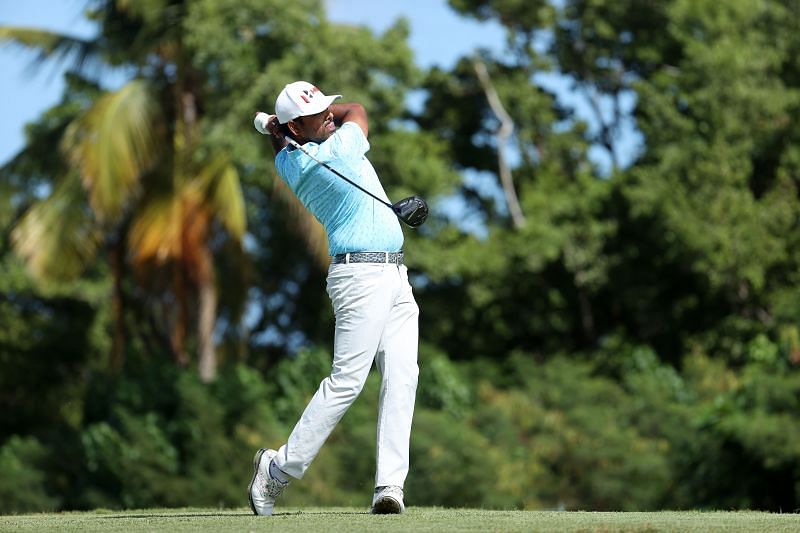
[275,122,404,256]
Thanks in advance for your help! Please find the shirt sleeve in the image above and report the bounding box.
[316,121,370,165]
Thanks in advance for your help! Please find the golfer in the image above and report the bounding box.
[248,81,420,516]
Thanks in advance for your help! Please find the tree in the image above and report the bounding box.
[612,0,800,359]
[1,0,247,381]
[412,0,800,365]
[413,40,615,357]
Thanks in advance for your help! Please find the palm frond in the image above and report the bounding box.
[213,163,246,240]
[11,173,101,282]
[193,154,246,241]
[127,194,182,267]
[62,79,163,224]
[0,26,98,73]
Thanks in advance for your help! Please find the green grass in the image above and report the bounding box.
[1,507,798,532]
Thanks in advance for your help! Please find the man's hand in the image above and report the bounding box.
[253,112,283,138]
[253,111,288,156]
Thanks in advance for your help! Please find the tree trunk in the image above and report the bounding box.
[171,265,190,367]
[576,283,596,344]
[197,249,218,383]
[473,59,526,229]
[109,233,126,373]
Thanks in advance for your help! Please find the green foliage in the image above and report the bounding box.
[0,256,99,437]
[677,348,800,510]
[416,343,472,417]
[81,410,180,509]
[473,355,674,510]
[67,358,288,510]
[407,408,496,508]
[0,436,59,513]
[626,0,800,301]
[268,347,333,424]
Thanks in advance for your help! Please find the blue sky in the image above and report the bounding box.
[0,0,639,170]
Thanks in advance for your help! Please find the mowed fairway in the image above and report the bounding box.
[1,508,799,532]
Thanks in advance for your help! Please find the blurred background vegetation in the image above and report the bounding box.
[2,0,800,513]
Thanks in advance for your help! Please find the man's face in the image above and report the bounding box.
[289,106,335,143]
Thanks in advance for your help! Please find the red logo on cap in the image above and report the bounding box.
[298,86,321,104]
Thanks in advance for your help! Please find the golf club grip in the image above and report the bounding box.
[285,137,393,209]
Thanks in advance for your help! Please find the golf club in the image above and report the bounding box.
[253,113,428,227]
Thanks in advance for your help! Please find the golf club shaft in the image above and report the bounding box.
[284,136,393,209]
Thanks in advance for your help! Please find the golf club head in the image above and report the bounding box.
[392,196,429,227]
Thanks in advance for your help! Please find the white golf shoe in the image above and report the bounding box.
[247,448,289,516]
[371,485,405,514]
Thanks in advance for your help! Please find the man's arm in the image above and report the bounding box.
[268,130,288,156]
[330,103,369,138]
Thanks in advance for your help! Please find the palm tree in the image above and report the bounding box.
[1,0,246,382]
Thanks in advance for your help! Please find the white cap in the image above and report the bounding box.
[275,81,341,124]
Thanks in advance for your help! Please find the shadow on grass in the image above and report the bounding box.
[274,511,371,516]
[95,510,371,520]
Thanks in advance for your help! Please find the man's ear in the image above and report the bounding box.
[287,120,301,138]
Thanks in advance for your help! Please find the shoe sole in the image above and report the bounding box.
[371,496,402,514]
[247,448,268,515]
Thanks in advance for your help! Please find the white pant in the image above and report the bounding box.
[274,262,419,488]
